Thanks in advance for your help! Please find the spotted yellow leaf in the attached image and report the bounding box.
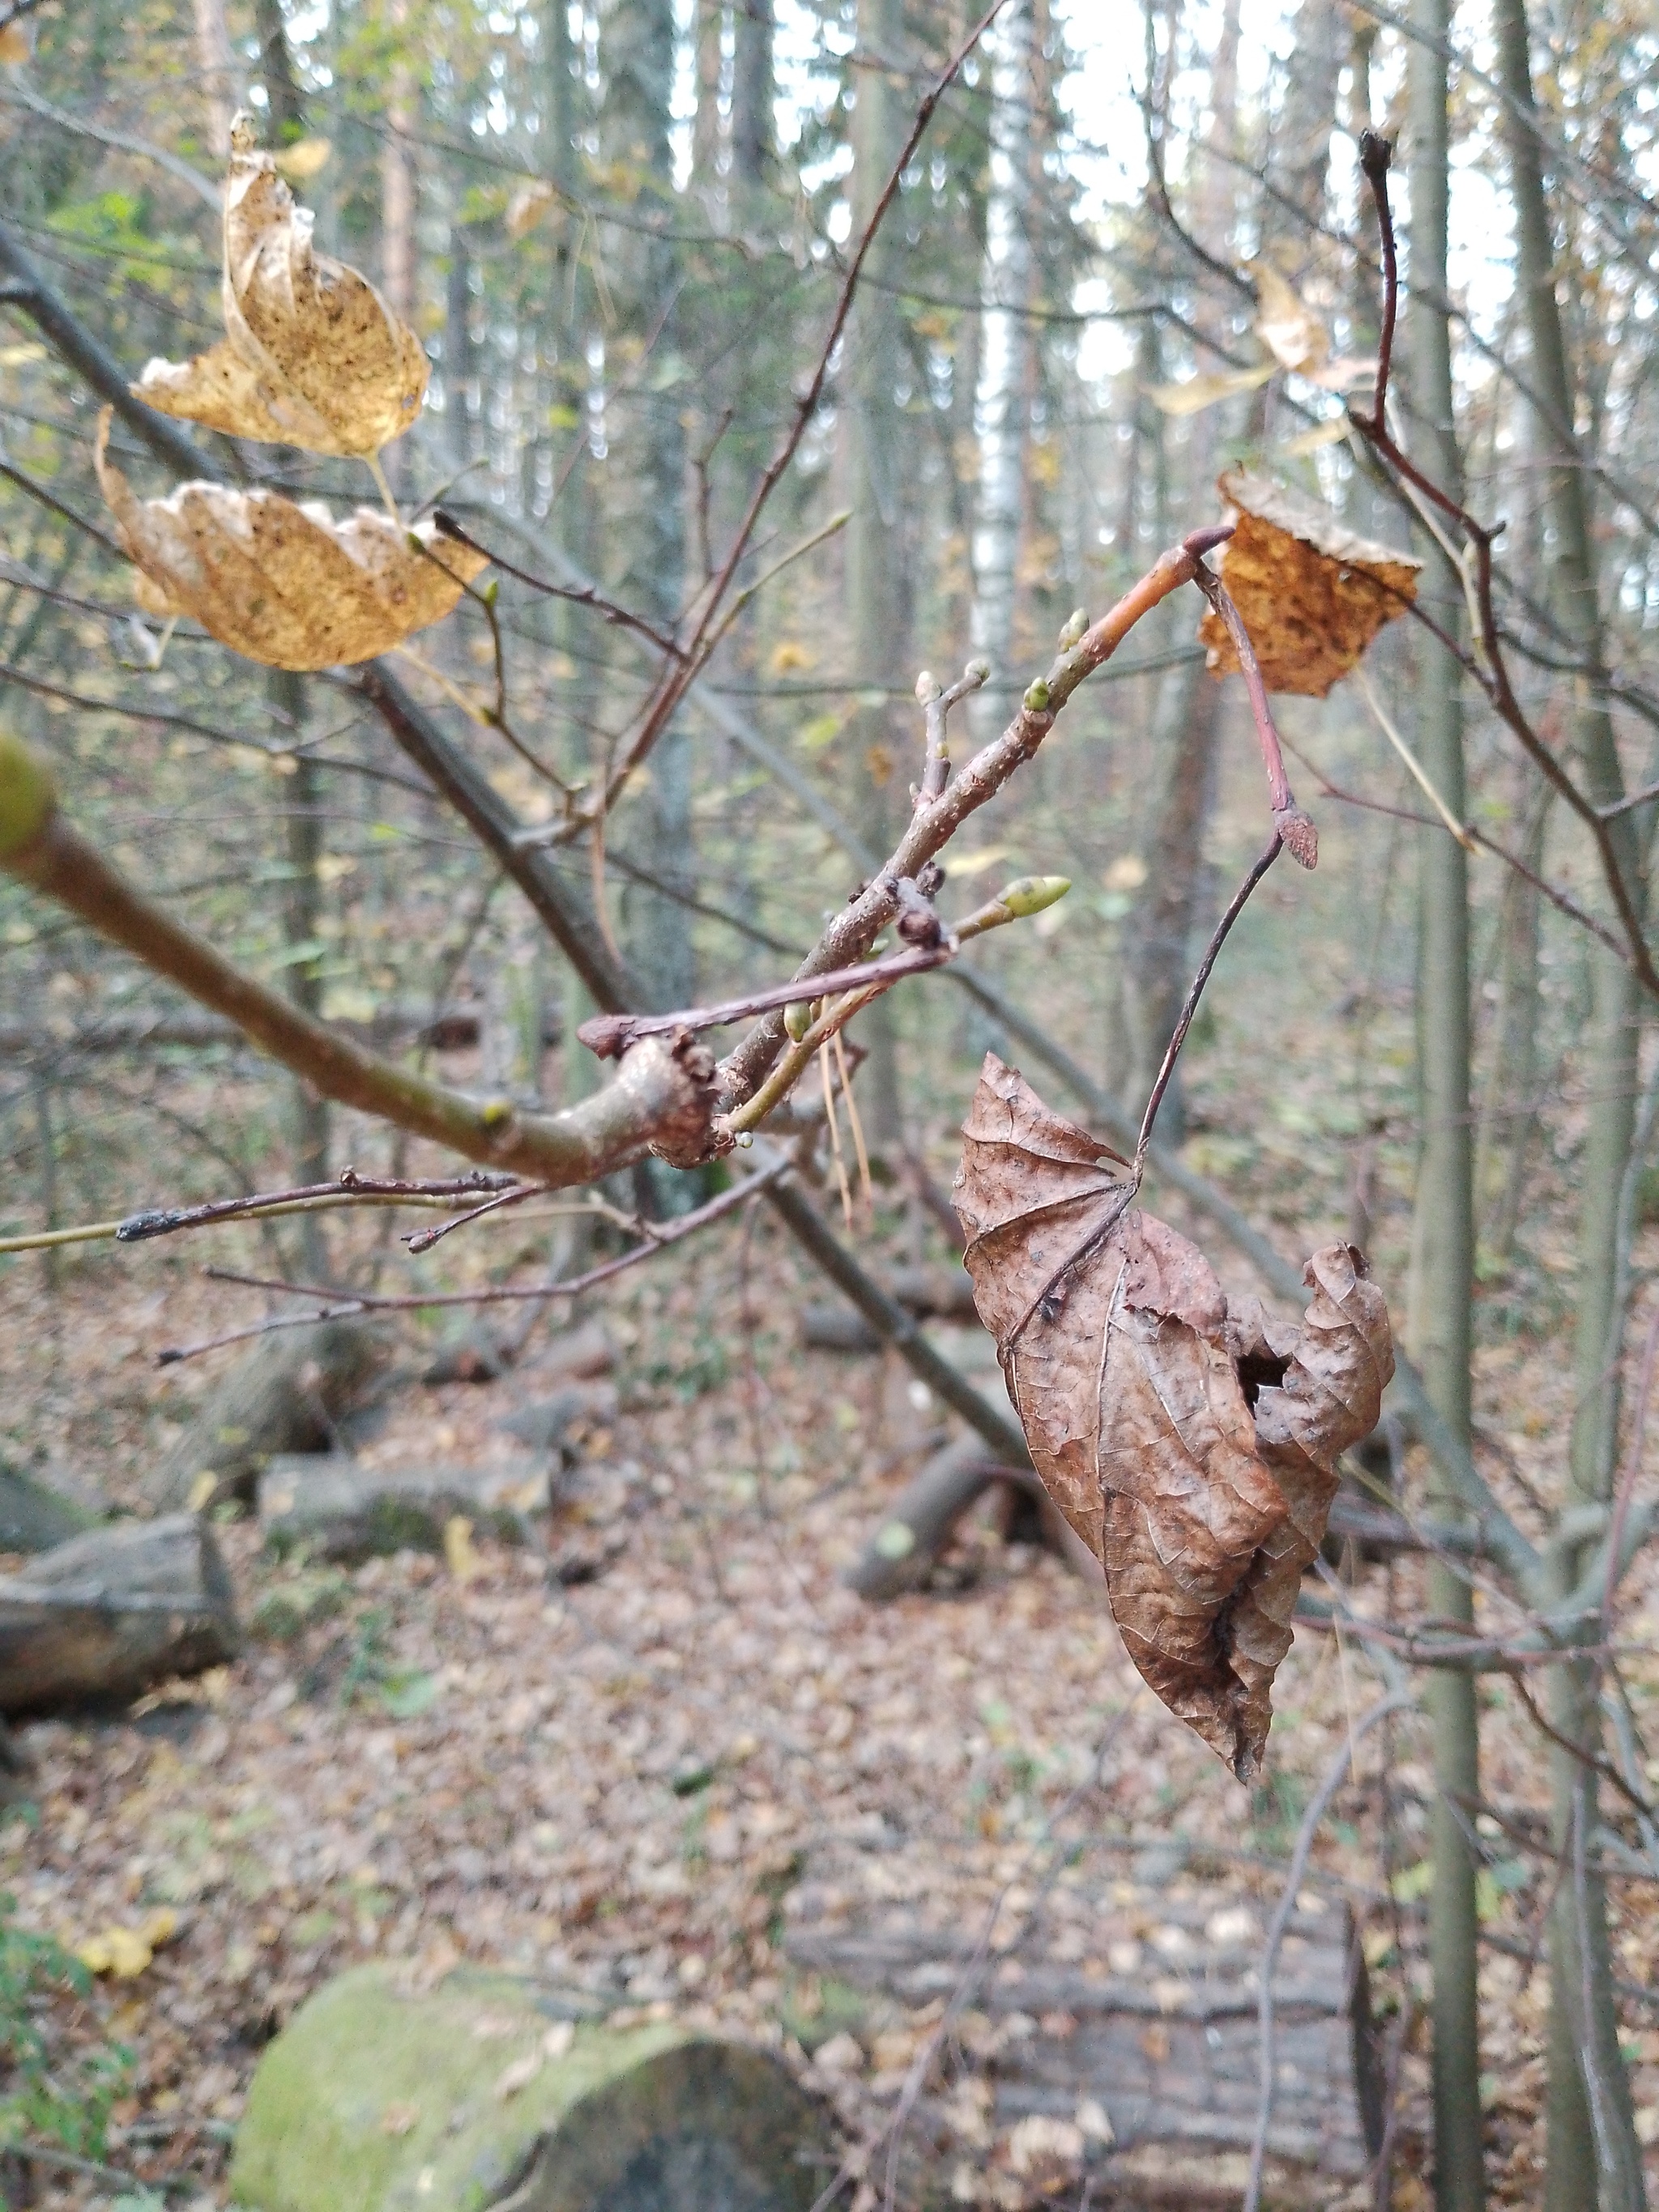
[96,411,488,671]
[133,113,428,459]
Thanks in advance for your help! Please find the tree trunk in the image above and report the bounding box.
[966,0,1034,747]
[0,1516,239,1715]
[191,0,239,158]
[275,670,331,1279]
[1405,6,1483,2205]
[603,0,694,1039]
[254,0,305,141]
[380,6,418,501]
[842,0,911,1151]
[1491,3,1648,2204]
[731,0,773,189]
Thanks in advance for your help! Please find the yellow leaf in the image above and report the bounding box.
[274,138,332,183]
[770,640,813,676]
[0,19,30,62]
[444,1514,481,1584]
[76,1907,177,1980]
[943,846,1012,879]
[1145,361,1274,416]
[187,1469,218,1511]
[96,411,488,671]
[0,342,45,368]
[132,113,429,460]
[505,181,559,240]
[1197,468,1421,698]
[1250,261,1328,378]
[1280,417,1350,458]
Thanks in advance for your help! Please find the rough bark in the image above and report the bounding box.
[1405,6,1483,2203]
[783,1868,1384,2201]
[0,1516,239,1715]
[151,1320,391,1511]
[731,0,773,188]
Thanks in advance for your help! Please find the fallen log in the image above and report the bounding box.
[231,1961,831,2212]
[0,1515,239,1715]
[151,1319,391,1511]
[801,1264,982,1353]
[783,1853,1383,2205]
[846,1438,1101,1599]
[261,1455,551,1561]
[497,1380,619,1455]
[0,1461,97,1554]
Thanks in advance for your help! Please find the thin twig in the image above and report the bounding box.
[575,942,951,1059]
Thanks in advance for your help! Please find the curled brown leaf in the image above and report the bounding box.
[954,1055,1393,1781]
[133,114,429,460]
[95,411,488,671]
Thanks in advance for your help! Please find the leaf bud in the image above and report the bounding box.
[997,875,1071,919]
[964,657,991,685]
[914,669,941,704]
[481,578,500,607]
[0,731,56,862]
[784,997,814,1042]
[1058,607,1089,648]
[1022,678,1051,714]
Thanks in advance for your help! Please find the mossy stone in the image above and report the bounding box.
[230,1962,830,2212]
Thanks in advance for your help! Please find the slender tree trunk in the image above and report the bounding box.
[602,0,693,1084]
[693,0,724,213]
[272,671,330,1277]
[731,0,772,189]
[1405,6,1483,2206]
[1124,0,1239,1131]
[191,0,239,158]
[843,0,911,1149]
[381,5,418,501]
[1478,783,1549,1264]
[966,0,1034,747]
[1491,4,1648,2205]
[254,0,304,141]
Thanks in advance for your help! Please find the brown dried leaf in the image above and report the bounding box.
[1198,468,1421,698]
[133,115,428,459]
[954,1055,1392,1780]
[96,410,488,671]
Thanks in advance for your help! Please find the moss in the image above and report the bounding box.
[231,1963,829,2212]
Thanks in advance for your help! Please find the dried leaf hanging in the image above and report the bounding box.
[95,411,488,671]
[1197,469,1422,699]
[954,1055,1392,1781]
[133,115,428,459]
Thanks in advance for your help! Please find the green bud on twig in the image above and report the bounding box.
[1058,607,1089,648]
[964,657,991,685]
[1022,678,1051,714]
[914,669,941,704]
[784,997,814,1042]
[996,875,1071,919]
[481,578,500,607]
[0,731,56,861]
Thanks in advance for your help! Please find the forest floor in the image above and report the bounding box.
[2,1128,1658,2210]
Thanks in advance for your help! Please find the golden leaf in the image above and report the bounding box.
[274,137,332,183]
[443,1513,481,1584]
[0,19,30,63]
[1198,469,1422,698]
[505,180,559,240]
[1251,261,1328,378]
[76,1907,178,1980]
[1145,361,1274,417]
[96,411,488,671]
[133,114,429,459]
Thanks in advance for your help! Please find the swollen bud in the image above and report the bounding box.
[784,997,814,1042]
[964,657,991,685]
[0,731,56,862]
[1021,678,1051,714]
[1058,607,1088,649]
[481,578,500,607]
[997,875,1071,919]
[914,669,941,704]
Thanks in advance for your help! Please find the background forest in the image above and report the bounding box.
[2,0,1659,2206]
